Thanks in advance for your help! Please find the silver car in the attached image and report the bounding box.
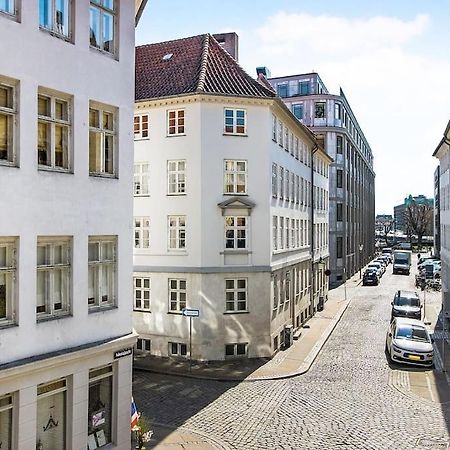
[385,318,434,367]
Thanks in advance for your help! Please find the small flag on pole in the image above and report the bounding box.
[131,397,139,430]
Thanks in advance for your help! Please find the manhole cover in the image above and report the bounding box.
[416,438,449,449]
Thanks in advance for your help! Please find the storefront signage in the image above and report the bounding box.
[114,348,132,359]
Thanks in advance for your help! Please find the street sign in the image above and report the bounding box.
[182,308,200,317]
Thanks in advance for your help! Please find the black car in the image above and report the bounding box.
[363,269,379,286]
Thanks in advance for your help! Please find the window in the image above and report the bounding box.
[134,277,150,311]
[36,379,67,449]
[38,93,70,170]
[225,278,247,312]
[335,102,342,120]
[168,279,186,312]
[279,217,284,250]
[315,102,326,119]
[337,169,343,188]
[272,114,277,141]
[134,162,149,196]
[88,366,113,448]
[284,126,288,151]
[224,108,246,135]
[279,167,284,199]
[0,0,15,16]
[36,238,71,319]
[225,216,247,249]
[285,169,290,200]
[272,163,278,197]
[169,342,187,356]
[0,81,16,164]
[278,121,283,146]
[298,81,310,95]
[0,393,13,449]
[88,237,116,308]
[134,114,148,139]
[225,343,247,358]
[136,338,151,353]
[168,216,186,250]
[295,175,300,204]
[272,216,278,251]
[89,104,115,176]
[273,275,278,310]
[39,0,71,38]
[167,160,186,195]
[277,84,288,97]
[294,137,299,159]
[291,219,295,248]
[224,160,246,194]
[337,203,343,222]
[290,172,294,202]
[337,236,343,259]
[90,0,115,54]
[134,217,150,249]
[336,135,343,154]
[0,238,16,326]
[286,217,289,249]
[167,109,185,135]
[292,104,303,120]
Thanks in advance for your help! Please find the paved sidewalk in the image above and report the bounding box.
[134,272,363,382]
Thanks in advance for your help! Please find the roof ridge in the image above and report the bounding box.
[136,33,207,49]
[196,34,210,93]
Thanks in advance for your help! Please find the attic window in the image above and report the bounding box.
[163,53,173,61]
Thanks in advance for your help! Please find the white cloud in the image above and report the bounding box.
[238,12,448,213]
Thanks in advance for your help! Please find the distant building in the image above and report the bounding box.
[266,72,375,287]
[376,214,393,233]
[133,34,331,361]
[394,195,434,234]
[433,122,450,321]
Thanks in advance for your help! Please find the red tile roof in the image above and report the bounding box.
[135,34,276,101]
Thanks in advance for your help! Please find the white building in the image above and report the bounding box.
[433,121,450,321]
[133,34,331,362]
[0,2,146,449]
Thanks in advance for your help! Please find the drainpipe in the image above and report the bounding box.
[310,144,319,317]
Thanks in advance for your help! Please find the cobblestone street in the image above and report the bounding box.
[133,262,450,449]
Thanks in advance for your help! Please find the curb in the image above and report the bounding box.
[135,297,352,383]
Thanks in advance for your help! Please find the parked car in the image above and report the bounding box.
[378,254,391,265]
[417,256,439,267]
[385,318,434,367]
[363,269,379,286]
[391,290,421,320]
[375,257,389,268]
[381,247,393,263]
[368,261,384,276]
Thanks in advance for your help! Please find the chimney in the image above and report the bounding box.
[256,66,271,78]
[212,32,239,61]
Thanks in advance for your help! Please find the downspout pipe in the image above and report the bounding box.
[310,144,319,316]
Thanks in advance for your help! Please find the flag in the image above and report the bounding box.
[131,397,139,429]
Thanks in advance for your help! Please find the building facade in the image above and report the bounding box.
[433,122,450,320]
[434,167,441,258]
[133,34,331,361]
[0,2,145,449]
[266,72,375,287]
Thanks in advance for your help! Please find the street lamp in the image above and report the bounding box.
[359,244,364,279]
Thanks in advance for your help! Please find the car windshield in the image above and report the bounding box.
[394,297,420,307]
[369,264,380,268]
[395,325,429,342]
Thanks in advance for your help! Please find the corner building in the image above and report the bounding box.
[133,34,331,361]
[0,2,146,449]
[267,73,375,286]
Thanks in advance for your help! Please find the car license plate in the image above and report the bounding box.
[408,355,421,361]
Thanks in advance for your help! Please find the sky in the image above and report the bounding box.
[136,0,450,215]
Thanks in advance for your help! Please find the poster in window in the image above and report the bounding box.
[96,429,107,447]
[92,410,105,428]
[87,434,98,450]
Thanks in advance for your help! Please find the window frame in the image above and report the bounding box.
[134,217,150,249]
[134,114,149,140]
[0,0,17,18]
[168,215,186,251]
[136,337,151,353]
[168,278,186,313]
[0,80,17,166]
[167,159,186,195]
[39,0,72,41]
[88,236,116,310]
[224,278,248,313]
[167,109,185,136]
[89,0,117,56]
[292,103,303,120]
[36,237,72,321]
[225,343,248,358]
[0,237,17,327]
[224,159,247,195]
[89,103,116,177]
[314,102,326,119]
[134,162,149,196]
[134,277,150,311]
[223,108,246,136]
[168,341,187,357]
[37,91,71,172]
[224,216,247,250]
